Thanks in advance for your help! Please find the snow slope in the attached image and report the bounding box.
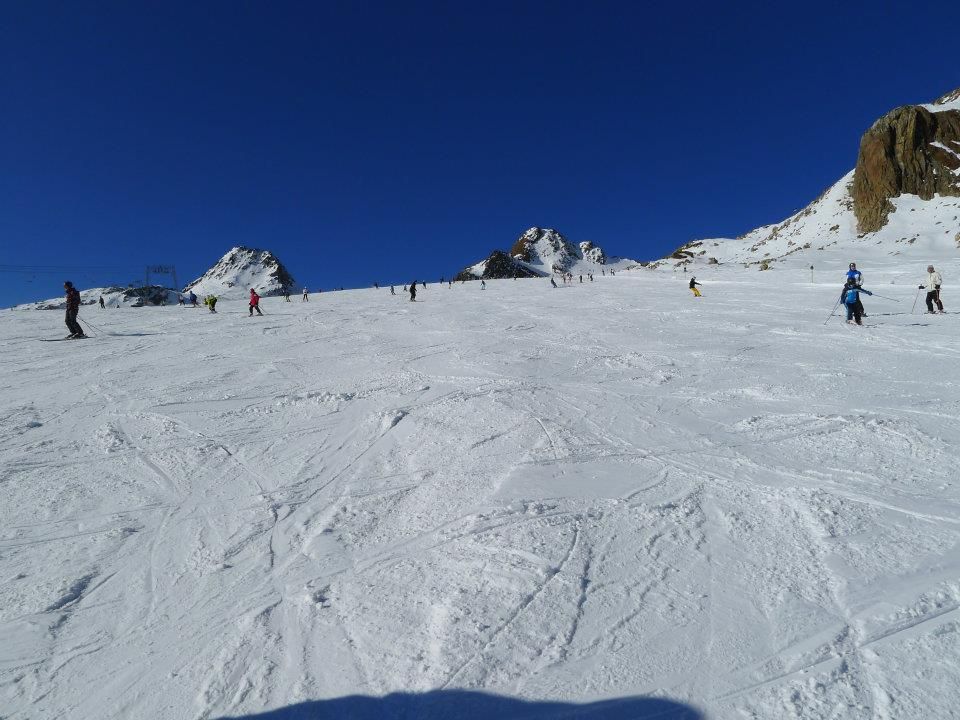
[1,261,958,719]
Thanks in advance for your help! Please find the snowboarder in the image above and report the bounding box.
[390,285,395,295]
[249,288,263,316]
[920,265,944,313]
[409,282,417,302]
[841,279,873,325]
[550,277,557,288]
[204,295,218,313]
[98,296,105,309]
[63,281,85,338]
[689,277,702,297]
[302,288,309,302]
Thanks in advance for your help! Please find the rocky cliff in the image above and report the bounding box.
[852,92,960,233]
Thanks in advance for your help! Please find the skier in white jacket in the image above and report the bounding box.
[920,265,944,313]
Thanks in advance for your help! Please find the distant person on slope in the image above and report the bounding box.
[63,281,85,338]
[920,265,944,313]
[550,277,557,288]
[481,280,486,290]
[689,277,702,297]
[390,285,395,295]
[249,288,263,316]
[205,295,218,313]
[189,291,198,307]
[409,282,417,302]
[841,279,873,325]
[98,295,105,309]
[302,287,309,302]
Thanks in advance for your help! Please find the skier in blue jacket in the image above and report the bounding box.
[840,279,872,325]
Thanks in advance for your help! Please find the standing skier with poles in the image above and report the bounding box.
[841,278,873,326]
[846,263,866,317]
[920,265,944,314]
[409,281,417,302]
[63,281,86,338]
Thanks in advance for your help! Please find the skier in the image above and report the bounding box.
[481,280,486,290]
[589,274,593,282]
[374,282,379,289]
[920,265,944,313]
[841,279,873,325]
[390,285,395,295]
[189,291,198,307]
[409,282,417,302]
[421,282,426,290]
[302,288,309,302]
[284,288,291,302]
[579,275,583,283]
[63,281,85,338]
[550,277,557,288]
[204,295,218,313]
[846,263,866,317]
[98,296,105,309]
[178,294,185,306]
[846,262,862,285]
[249,288,263,316]
[689,277,702,297]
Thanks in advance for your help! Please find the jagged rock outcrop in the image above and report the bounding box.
[852,98,960,233]
[454,250,544,281]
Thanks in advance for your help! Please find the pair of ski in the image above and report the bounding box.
[40,335,90,342]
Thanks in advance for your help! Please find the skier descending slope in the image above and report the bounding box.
[63,281,86,338]
[409,282,417,302]
[841,279,873,325]
[249,288,263,316]
[920,265,945,314]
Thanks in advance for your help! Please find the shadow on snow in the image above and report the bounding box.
[214,689,703,719]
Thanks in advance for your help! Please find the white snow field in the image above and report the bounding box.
[2,258,960,720]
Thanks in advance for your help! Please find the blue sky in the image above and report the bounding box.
[2,1,958,305]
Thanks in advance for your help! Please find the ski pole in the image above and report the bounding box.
[866,293,901,302]
[79,317,102,336]
[911,287,921,314]
[823,298,841,325]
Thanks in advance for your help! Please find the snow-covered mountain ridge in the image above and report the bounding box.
[184,247,296,298]
[457,227,638,280]
[14,247,297,309]
[661,88,960,272]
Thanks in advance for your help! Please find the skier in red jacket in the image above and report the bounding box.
[249,288,263,316]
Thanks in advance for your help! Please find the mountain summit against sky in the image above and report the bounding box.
[456,228,636,280]
[183,247,296,298]
[662,88,960,271]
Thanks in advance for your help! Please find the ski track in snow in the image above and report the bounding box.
[1,262,959,719]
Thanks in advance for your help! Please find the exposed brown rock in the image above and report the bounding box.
[852,102,960,233]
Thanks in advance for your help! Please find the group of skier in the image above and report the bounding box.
[54,262,948,338]
[838,262,944,326]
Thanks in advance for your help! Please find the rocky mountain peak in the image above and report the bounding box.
[184,247,296,297]
[852,99,960,233]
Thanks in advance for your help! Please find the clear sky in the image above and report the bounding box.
[2,1,958,306]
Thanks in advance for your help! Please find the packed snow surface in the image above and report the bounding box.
[2,259,959,719]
